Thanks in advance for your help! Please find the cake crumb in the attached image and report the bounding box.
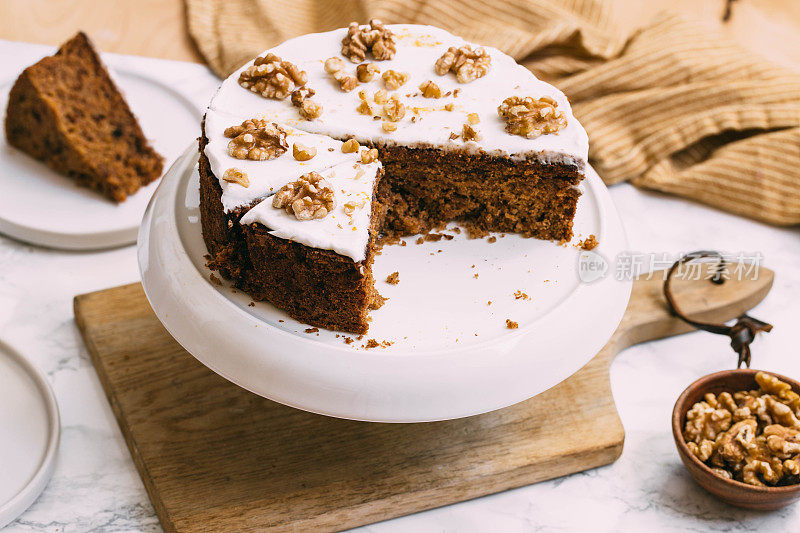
[209,273,222,286]
[370,293,387,309]
[506,319,518,329]
[425,233,443,242]
[579,234,599,250]
[487,301,492,305]
[487,236,497,243]
[514,290,530,300]
[363,338,393,349]
[278,319,284,323]
[416,236,425,245]
[386,271,400,285]
[344,337,354,344]
[453,227,461,234]
[473,273,479,279]
[305,327,319,333]
[464,224,490,239]
[248,301,255,307]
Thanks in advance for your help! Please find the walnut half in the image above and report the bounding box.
[341,19,397,63]
[497,96,567,139]
[238,53,307,100]
[435,45,491,83]
[224,119,288,161]
[272,172,336,221]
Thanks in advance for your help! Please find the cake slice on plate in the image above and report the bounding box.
[4,32,163,202]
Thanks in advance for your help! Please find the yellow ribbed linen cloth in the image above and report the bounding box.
[185,0,800,225]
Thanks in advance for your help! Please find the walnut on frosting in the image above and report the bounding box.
[333,70,359,92]
[383,95,405,122]
[290,86,314,106]
[497,96,567,139]
[419,80,442,98]
[360,148,379,164]
[224,119,288,160]
[356,99,376,116]
[434,45,491,83]
[292,143,317,161]
[374,89,388,104]
[222,168,249,187]
[238,53,307,99]
[324,57,359,92]
[299,99,323,120]
[357,63,381,82]
[324,57,345,74]
[342,139,360,153]
[341,19,396,63]
[272,172,336,221]
[461,123,481,142]
[382,70,408,90]
[289,87,323,120]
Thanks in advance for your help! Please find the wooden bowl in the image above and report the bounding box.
[672,369,800,510]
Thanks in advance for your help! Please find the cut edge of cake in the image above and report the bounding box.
[199,119,386,334]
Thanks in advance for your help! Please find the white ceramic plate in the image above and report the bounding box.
[139,146,631,422]
[0,339,60,528]
[0,61,201,250]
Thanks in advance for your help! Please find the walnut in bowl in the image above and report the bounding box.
[672,369,800,510]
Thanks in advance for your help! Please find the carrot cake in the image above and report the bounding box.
[199,21,588,333]
[5,32,163,202]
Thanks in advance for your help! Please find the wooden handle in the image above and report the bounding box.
[598,265,774,364]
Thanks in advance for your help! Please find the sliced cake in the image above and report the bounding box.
[200,22,589,334]
[200,112,384,333]
[4,32,164,202]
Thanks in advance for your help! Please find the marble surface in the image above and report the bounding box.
[2,44,800,533]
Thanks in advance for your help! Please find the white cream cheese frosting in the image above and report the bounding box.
[239,160,380,262]
[205,110,361,213]
[207,24,588,165]
[205,23,589,263]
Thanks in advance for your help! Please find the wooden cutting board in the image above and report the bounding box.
[74,267,772,532]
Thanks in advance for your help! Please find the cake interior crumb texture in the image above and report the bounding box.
[376,145,580,241]
[4,32,163,202]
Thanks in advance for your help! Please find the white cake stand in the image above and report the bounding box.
[138,146,631,422]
